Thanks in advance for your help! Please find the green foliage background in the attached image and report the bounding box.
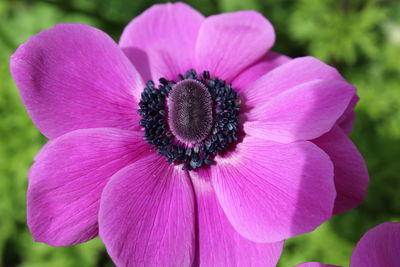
[0,0,399,266]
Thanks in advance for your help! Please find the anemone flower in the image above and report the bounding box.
[296,222,400,267]
[10,2,368,266]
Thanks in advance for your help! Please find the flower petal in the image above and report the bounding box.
[244,80,355,143]
[211,136,335,242]
[99,155,195,267]
[28,128,148,246]
[313,126,369,214]
[337,95,359,135]
[232,52,291,93]
[119,2,204,82]
[295,263,342,267]
[10,24,143,139]
[350,222,400,267]
[190,169,283,266]
[195,10,275,81]
[243,56,346,109]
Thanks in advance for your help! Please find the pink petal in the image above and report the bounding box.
[190,169,283,266]
[244,80,355,143]
[28,128,148,246]
[119,2,204,82]
[211,136,335,243]
[313,126,369,214]
[99,155,195,267]
[10,24,143,139]
[350,222,400,267]
[295,263,342,267]
[195,10,275,81]
[232,52,291,93]
[243,56,346,109]
[337,95,359,135]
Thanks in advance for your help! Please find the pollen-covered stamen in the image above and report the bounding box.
[168,79,213,144]
[138,69,240,170]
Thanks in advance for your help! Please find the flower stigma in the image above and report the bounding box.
[137,70,241,170]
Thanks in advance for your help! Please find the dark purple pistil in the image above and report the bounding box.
[137,69,241,170]
[168,79,213,144]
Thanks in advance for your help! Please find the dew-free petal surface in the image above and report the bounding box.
[295,262,342,267]
[337,95,359,135]
[10,23,143,139]
[313,126,369,214]
[232,52,291,93]
[196,10,275,82]
[120,2,204,84]
[243,57,345,109]
[99,155,195,267]
[190,169,284,266]
[28,128,148,246]
[350,222,400,267]
[211,136,335,243]
[244,80,355,143]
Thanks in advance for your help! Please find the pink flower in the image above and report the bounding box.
[10,2,368,266]
[296,222,400,267]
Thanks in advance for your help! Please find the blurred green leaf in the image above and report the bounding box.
[289,0,387,65]
[219,0,260,12]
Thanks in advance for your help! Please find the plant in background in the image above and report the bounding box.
[296,222,400,267]
[10,2,368,266]
[289,0,386,65]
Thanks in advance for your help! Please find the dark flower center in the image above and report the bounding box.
[168,79,213,144]
[138,70,240,170]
